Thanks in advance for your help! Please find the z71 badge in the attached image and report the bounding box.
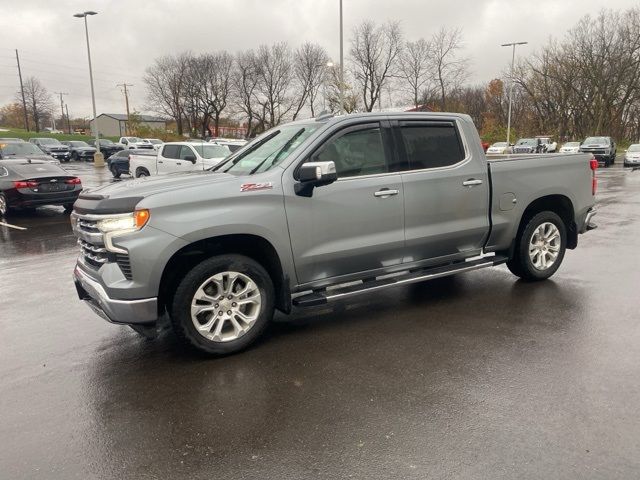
[240,182,273,192]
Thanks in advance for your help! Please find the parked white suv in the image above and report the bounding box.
[118,136,154,150]
[129,142,231,177]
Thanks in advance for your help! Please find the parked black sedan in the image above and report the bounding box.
[61,141,97,161]
[0,140,61,165]
[0,159,82,215]
[88,138,124,158]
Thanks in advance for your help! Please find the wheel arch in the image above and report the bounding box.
[515,194,577,251]
[158,233,291,316]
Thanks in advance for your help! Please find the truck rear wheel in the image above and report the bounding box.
[136,167,149,178]
[507,211,566,281]
[170,254,275,355]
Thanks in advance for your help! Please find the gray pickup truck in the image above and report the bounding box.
[71,112,597,355]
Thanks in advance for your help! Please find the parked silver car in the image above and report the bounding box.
[623,144,640,167]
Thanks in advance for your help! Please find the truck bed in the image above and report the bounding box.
[484,152,594,252]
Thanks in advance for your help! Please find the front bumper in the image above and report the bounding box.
[49,151,71,160]
[74,265,158,324]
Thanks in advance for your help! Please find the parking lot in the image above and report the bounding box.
[1,162,639,479]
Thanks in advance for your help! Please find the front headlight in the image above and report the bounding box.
[96,210,150,234]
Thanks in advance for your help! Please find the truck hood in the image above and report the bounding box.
[74,170,241,214]
[83,170,235,199]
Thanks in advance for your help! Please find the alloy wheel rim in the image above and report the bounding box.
[0,195,6,215]
[190,271,262,343]
[528,222,561,270]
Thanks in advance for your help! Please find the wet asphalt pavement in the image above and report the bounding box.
[1,162,639,479]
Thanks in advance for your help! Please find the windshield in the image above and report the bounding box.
[517,139,536,145]
[564,142,580,147]
[584,137,608,144]
[38,138,61,145]
[492,142,508,147]
[126,137,142,143]
[190,144,232,159]
[100,139,113,145]
[217,124,320,175]
[0,143,45,155]
[70,141,89,147]
[148,139,162,144]
[627,145,640,152]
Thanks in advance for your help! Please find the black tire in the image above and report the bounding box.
[71,151,78,162]
[110,165,121,178]
[63,204,74,213]
[0,193,8,216]
[507,211,567,281]
[136,168,149,178]
[170,254,275,355]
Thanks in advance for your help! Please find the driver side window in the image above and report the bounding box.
[312,125,386,178]
[179,145,195,160]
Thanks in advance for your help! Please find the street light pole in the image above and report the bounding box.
[74,11,104,167]
[501,41,527,146]
[339,0,344,114]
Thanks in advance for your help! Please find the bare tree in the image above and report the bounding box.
[349,20,403,111]
[190,52,234,137]
[232,50,261,137]
[291,42,330,119]
[325,65,359,113]
[429,27,469,110]
[399,38,433,108]
[254,43,295,128]
[17,77,52,132]
[144,52,192,135]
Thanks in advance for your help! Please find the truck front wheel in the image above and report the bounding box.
[507,211,567,281]
[170,254,275,355]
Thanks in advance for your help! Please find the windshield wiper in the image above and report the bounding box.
[213,130,280,172]
[249,128,306,175]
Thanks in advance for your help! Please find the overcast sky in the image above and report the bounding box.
[1,0,637,120]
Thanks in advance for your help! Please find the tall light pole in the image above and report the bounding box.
[74,11,104,167]
[339,0,344,114]
[501,41,528,145]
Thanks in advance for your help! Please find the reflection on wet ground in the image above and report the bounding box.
[1,163,640,479]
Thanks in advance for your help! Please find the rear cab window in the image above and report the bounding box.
[396,121,465,170]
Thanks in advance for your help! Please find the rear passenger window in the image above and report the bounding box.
[162,145,181,159]
[399,124,464,169]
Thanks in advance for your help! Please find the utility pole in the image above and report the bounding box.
[117,83,133,134]
[65,104,71,134]
[501,41,528,145]
[15,49,29,131]
[54,92,68,133]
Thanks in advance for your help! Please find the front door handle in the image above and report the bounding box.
[176,162,182,165]
[462,179,483,187]
[158,160,163,163]
[374,188,399,198]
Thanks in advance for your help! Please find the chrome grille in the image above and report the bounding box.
[78,239,108,268]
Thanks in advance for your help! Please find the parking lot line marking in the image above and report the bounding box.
[0,221,27,231]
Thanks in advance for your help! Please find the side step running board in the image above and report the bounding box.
[293,255,508,307]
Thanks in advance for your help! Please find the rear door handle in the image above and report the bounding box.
[462,179,483,187]
[158,160,163,163]
[176,162,182,165]
[374,188,399,198]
